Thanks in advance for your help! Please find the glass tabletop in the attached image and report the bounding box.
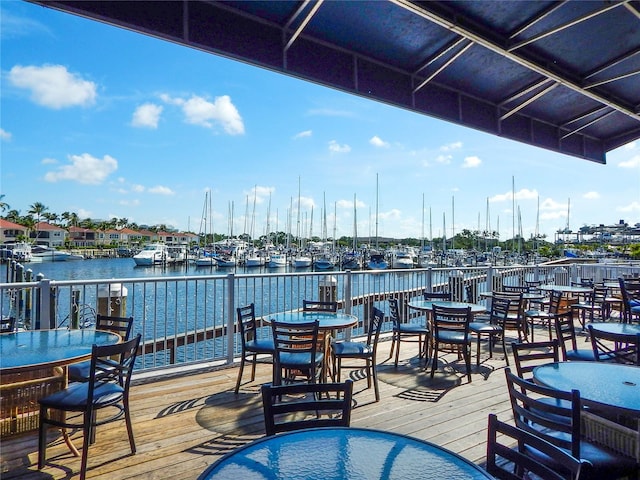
[539,285,592,293]
[199,427,494,480]
[587,322,640,337]
[0,329,121,371]
[533,361,640,416]
[407,300,485,314]
[268,311,358,330]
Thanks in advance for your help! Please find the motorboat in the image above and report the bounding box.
[292,254,312,268]
[0,242,33,262]
[133,243,168,266]
[31,246,72,262]
[391,249,415,269]
[267,253,287,268]
[367,253,388,270]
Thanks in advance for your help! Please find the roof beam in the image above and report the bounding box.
[393,0,640,122]
[412,41,472,93]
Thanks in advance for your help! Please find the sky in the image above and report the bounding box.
[1,1,639,245]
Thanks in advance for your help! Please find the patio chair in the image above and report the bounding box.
[511,339,559,379]
[619,277,640,323]
[430,304,473,382]
[554,313,595,362]
[469,296,509,366]
[68,314,135,382]
[302,299,338,312]
[271,320,323,385]
[525,290,563,342]
[332,307,383,401]
[505,368,638,480]
[388,298,430,367]
[38,334,141,480]
[261,380,353,436]
[486,413,592,480]
[234,304,275,394]
[493,291,528,343]
[587,324,640,365]
[422,290,452,301]
[571,285,609,328]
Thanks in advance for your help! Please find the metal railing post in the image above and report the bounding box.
[344,270,352,315]
[226,273,235,365]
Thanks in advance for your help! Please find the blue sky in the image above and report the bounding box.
[1,1,639,244]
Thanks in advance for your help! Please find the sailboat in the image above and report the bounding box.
[194,190,217,267]
[314,194,336,270]
[292,178,312,269]
[342,194,362,270]
[367,174,388,270]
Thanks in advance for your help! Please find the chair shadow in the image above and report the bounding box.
[185,432,261,457]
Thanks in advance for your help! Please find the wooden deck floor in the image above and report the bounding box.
[1,331,533,480]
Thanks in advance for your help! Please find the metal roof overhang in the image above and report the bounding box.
[28,0,640,164]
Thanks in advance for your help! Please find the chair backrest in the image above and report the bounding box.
[489,297,512,325]
[619,277,640,322]
[587,325,640,365]
[431,304,471,337]
[423,290,452,301]
[502,284,529,294]
[493,291,524,328]
[504,368,580,458]
[236,304,258,346]
[96,314,134,341]
[87,334,142,403]
[302,300,338,313]
[261,380,353,436]
[547,290,565,314]
[271,320,320,382]
[486,413,591,480]
[554,312,579,360]
[366,307,384,353]
[0,316,16,333]
[511,339,559,379]
[388,298,402,326]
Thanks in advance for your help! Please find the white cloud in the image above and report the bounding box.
[462,156,481,168]
[44,153,117,184]
[539,197,567,211]
[41,157,57,165]
[77,209,92,218]
[336,198,366,209]
[583,191,600,199]
[623,141,636,150]
[245,185,274,204]
[379,208,401,221]
[119,199,141,206]
[328,140,351,153]
[297,196,315,211]
[618,154,640,168]
[617,201,640,212]
[131,103,163,128]
[0,128,12,141]
[162,94,244,135]
[148,185,175,195]
[440,141,462,152]
[9,64,97,109]
[369,136,389,148]
[436,154,452,164]
[132,184,145,193]
[293,130,312,139]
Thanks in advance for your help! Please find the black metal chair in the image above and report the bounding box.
[554,313,595,362]
[234,304,275,393]
[422,290,452,301]
[494,291,528,343]
[587,324,640,365]
[332,306,383,402]
[38,334,142,480]
[430,304,472,382]
[261,380,353,436]
[68,314,135,382]
[302,299,338,313]
[511,339,559,379]
[388,298,430,367]
[505,368,638,480]
[619,277,640,323]
[469,296,509,366]
[525,290,563,342]
[486,413,592,480]
[571,285,609,328]
[271,320,323,385]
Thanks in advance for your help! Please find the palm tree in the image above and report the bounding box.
[28,202,48,240]
[0,194,9,214]
[5,209,21,223]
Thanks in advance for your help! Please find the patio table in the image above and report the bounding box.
[0,329,121,438]
[587,322,640,341]
[407,300,485,314]
[198,427,495,479]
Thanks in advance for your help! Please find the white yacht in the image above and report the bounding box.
[267,253,287,268]
[133,243,168,266]
[31,246,71,262]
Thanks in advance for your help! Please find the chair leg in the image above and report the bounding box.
[234,355,246,393]
[476,335,481,366]
[430,343,438,377]
[124,397,136,453]
[80,413,92,480]
[250,353,257,382]
[394,335,401,367]
[38,405,48,469]
[465,344,472,382]
[371,361,380,402]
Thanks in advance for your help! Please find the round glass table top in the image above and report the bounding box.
[587,322,640,337]
[268,311,357,330]
[199,427,494,480]
[533,361,640,415]
[0,329,121,371]
[407,300,485,314]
